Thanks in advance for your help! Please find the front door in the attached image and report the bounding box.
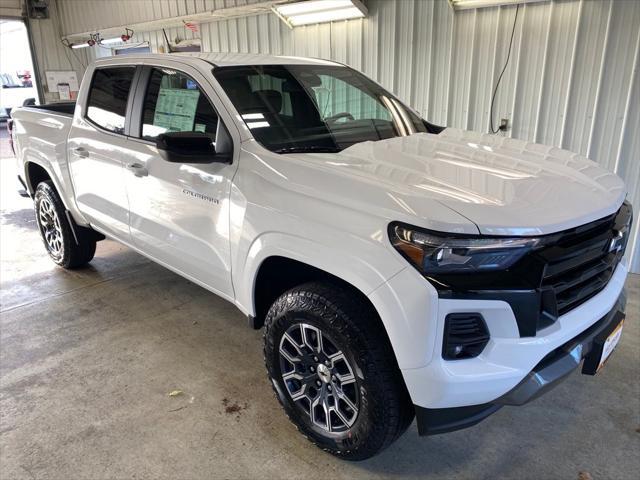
[122,64,237,300]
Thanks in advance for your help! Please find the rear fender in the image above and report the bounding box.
[23,157,89,226]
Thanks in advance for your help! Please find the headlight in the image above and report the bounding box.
[389,223,539,274]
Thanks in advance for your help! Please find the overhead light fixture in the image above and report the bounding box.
[101,36,124,45]
[448,0,545,10]
[98,29,133,46]
[273,0,367,27]
[71,38,95,49]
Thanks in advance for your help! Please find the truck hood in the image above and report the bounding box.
[330,129,627,235]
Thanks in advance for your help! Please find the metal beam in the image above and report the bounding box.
[62,0,292,44]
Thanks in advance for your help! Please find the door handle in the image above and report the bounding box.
[72,147,89,158]
[126,163,148,177]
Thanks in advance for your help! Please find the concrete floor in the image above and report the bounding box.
[1,126,639,479]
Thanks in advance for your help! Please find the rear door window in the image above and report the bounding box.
[86,67,135,134]
[140,68,219,141]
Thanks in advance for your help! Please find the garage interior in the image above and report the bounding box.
[1,0,639,478]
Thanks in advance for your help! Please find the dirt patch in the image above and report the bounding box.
[222,397,248,418]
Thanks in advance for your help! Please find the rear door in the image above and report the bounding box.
[67,65,138,240]
[122,60,238,299]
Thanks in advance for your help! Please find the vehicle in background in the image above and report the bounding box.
[1,72,37,119]
[9,53,632,460]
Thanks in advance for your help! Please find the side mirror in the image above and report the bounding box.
[156,131,231,164]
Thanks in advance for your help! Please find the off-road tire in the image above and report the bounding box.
[264,282,414,460]
[34,181,96,268]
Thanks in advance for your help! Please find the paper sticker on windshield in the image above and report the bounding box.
[195,123,206,133]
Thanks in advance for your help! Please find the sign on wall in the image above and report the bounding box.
[44,70,79,93]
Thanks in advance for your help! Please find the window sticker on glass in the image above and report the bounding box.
[194,123,206,133]
[153,88,201,133]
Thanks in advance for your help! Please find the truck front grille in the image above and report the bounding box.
[543,253,619,316]
[539,202,632,319]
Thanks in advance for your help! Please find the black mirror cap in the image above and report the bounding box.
[157,131,213,151]
[156,131,232,164]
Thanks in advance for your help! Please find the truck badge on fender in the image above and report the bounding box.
[181,188,219,205]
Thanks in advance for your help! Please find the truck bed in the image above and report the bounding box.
[21,101,76,116]
[11,104,75,196]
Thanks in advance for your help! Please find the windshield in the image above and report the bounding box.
[213,64,432,153]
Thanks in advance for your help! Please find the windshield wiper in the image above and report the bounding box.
[273,145,341,154]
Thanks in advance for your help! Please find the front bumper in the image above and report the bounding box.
[414,291,626,435]
[396,261,627,409]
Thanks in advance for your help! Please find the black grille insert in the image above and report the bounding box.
[539,202,632,318]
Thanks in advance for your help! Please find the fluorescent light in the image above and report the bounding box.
[277,0,354,16]
[101,36,123,45]
[274,0,367,27]
[448,0,546,11]
[71,42,90,49]
[288,6,364,26]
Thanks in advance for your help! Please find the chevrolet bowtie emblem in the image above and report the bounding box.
[608,230,624,253]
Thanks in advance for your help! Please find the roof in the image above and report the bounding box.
[180,52,342,67]
[94,52,342,67]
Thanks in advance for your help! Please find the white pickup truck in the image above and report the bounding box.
[10,53,632,460]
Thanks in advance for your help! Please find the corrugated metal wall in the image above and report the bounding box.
[49,0,640,272]
[0,0,23,17]
[27,0,91,102]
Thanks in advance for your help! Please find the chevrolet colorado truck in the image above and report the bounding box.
[10,53,632,460]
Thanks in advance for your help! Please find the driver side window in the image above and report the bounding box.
[141,68,219,141]
[312,75,392,123]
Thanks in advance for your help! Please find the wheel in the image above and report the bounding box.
[34,181,96,269]
[264,282,414,460]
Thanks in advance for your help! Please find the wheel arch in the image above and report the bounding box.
[24,160,90,226]
[238,232,403,315]
[251,255,382,329]
[25,161,52,195]
[252,254,410,382]
[238,231,403,322]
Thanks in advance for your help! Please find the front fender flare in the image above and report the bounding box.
[236,232,402,318]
